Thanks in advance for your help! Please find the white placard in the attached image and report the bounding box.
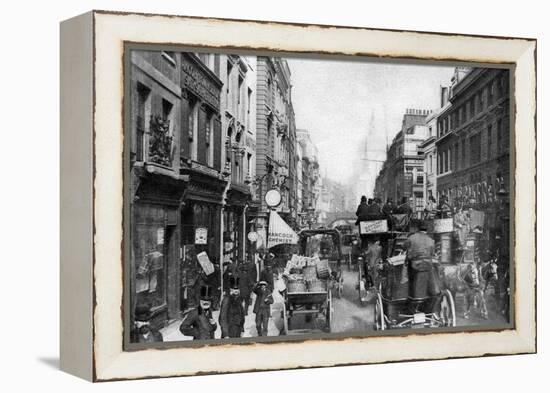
[359,220,388,234]
[195,227,207,245]
[196,251,214,275]
[433,218,453,233]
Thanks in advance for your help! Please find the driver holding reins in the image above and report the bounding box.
[403,219,441,314]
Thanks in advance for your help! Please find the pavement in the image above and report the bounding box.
[160,268,505,341]
[161,283,286,342]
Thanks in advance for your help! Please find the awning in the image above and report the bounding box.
[268,210,299,248]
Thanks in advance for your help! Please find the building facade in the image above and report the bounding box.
[252,57,296,244]
[130,50,187,328]
[434,67,510,246]
[374,109,431,216]
[217,54,257,264]
[297,129,320,228]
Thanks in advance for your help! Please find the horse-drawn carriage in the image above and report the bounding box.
[279,229,344,335]
[356,215,457,330]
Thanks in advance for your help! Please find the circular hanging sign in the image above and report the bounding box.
[265,188,282,208]
[247,231,258,242]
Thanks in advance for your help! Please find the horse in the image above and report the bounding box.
[440,262,488,320]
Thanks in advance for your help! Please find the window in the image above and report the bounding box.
[226,60,233,96]
[470,133,482,164]
[470,97,475,118]
[454,143,459,170]
[497,119,503,154]
[197,52,209,66]
[488,82,494,106]
[162,99,173,123]
[188,99,198,160]
[136,83,150,161]
[162,51,176,64]
[478,91,484,112]
[462,138,466,169]
[206,112,213,166]
[487,124,493,159]
[416,174,424,185]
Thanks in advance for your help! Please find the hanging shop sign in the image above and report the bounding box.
[196,251,215,275]
[267,210,298,248]
[265,188,282,208]
[195,227,208,245]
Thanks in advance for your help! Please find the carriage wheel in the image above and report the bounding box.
[358,264,364,304]
[374,293,386,331]
[439,289,456,327]
[326,290,333,332]
[282,300,289,335]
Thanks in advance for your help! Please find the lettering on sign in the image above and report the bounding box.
[433,218,453,233]
[359,220,388,234]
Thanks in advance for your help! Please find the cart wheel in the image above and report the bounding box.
[358,264,363,304]
[439,289,456,327]
[374,293,386,331]
[282,300,289,335]
[326,290,333,332]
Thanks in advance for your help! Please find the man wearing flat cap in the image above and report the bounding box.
[179,285,217,340]
[253,281,274,336]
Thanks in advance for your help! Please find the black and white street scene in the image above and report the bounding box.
[128,49,511,344]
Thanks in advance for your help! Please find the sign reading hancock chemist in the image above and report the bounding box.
[60,11,535,382]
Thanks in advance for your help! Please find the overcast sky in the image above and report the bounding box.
[285,57,455,188]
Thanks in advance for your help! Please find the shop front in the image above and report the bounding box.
[130,166,186,330]
[179,165,225,311]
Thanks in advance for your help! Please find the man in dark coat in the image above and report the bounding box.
[259,260,274,292]
[219,277,246,338]
[134,304,163,343]
[237,263,253,314]
[403,220,440,313]
[253,281,274,336]
[355,195,370,223]
[179,285,217,340]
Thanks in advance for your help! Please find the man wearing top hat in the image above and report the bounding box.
[253,280,274,336]
[219,276,246,338]
[179,285,217,340]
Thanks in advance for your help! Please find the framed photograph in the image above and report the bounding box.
[60,10,536,381]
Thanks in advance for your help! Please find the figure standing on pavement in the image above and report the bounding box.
[134,303,163,343]
[403,220,441,314]
[253,281,274,336]
[219,277,245,338]
[237,263,253,314]
[179,285,217,340]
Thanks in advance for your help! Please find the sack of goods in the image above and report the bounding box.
[302,265,317,280]
[287,279,307,293]
[307,279,327,292]
[316,259,331,279]
[387,252,406,266]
